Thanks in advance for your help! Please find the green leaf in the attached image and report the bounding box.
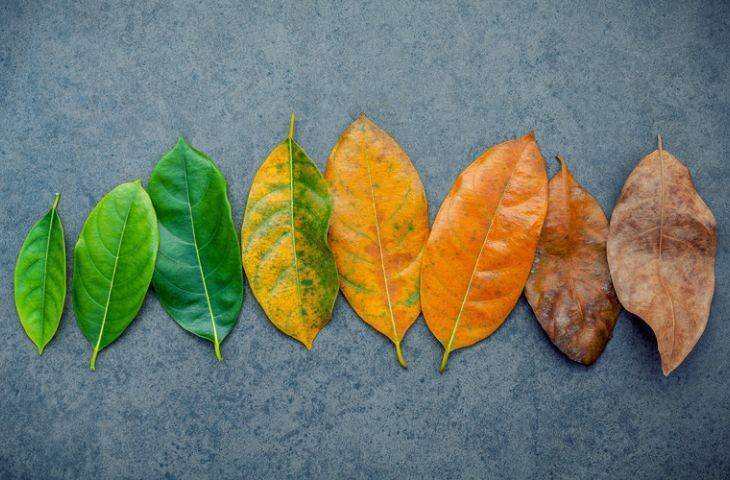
[148,137,244,360]
[14,193,66,354]
[241,114,339,348]
[72,180,159,370]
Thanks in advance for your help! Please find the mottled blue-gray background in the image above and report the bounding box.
[1,0,728,479]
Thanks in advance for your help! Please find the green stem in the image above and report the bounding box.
[90,347,99,371]
[439,348,451,373]
[395,342,407,368]
[289,112,296,139]
[52,192,60,210]
[214,341,222,361]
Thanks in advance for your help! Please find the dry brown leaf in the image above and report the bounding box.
[607,136,717,375]
[525,157,621,365]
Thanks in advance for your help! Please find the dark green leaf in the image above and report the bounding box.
[148,137,244,359]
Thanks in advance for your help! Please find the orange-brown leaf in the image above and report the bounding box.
[607,137,717,376]
[325,114,429,367]
[525,157,621,365]
[421,132,548,371]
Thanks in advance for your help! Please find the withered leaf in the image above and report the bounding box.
[607,136,717,375]
[525,157,621,365]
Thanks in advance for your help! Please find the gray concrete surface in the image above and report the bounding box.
[1,1,728,479]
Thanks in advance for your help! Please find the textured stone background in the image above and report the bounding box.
[1,1,728,479]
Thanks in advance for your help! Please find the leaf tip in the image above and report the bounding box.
[176,134,188,148]
[354,112,372,127]
[556,155,567,170]
[525,130,536,141]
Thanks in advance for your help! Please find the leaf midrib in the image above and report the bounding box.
[656,142,677,364]
[92,193,134,368]
[560,166,586,333]
[287,137,306,338]
[38,204,57,349]
[361,139,400,353]
[441,141,531,370]
[182,156,221,359]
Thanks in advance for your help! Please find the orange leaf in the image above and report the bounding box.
[421,132,547,371]
[325,115,429,367]
[525,157,621,365]
[607,136,717,375]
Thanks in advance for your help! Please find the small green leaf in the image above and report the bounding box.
[148,137,244,359]
[14,193,66,354]
[72,181,159,370]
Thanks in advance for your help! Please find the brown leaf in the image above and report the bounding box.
[421,132,547,371]
[525,157,621,365]
[607,136,717,375]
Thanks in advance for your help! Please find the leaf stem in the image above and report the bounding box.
[52,192,60,210]
[439,348,451,373]
[289,112,296,139]
[214,340,222,361]
[90,347,99,371]
[395,342,407,368]
[657,133,663,152]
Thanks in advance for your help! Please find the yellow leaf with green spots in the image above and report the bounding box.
[241,114,339,349]
[325,114,429,367]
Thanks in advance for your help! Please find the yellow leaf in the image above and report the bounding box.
[325,114,429,367]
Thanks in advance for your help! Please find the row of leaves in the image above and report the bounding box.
[14,115,717,374]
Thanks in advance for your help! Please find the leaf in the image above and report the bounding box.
[421,132,548,371]
[14,193,66,354]
[525,157,621,365]
[325,114,429,367]
[148,136,244,360]
[72,181,158,370]
[607,136,717,375]
[241,114,339,349]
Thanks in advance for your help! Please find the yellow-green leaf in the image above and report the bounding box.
[241,114,339,348]
[14,194,66,354]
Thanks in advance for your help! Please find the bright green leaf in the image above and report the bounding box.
[14,193,66,354]
[72,180,159,370]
